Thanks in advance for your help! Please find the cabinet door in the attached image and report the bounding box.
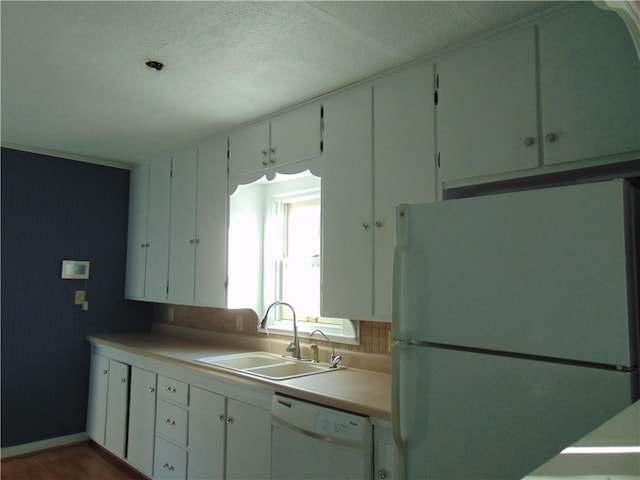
[374,424,397,480]
[145,157,172,301]
[539,3,640,165]
[188,387,226,480]
[228,121,270,177]
[86,353,109,445]
[168,146,198,303]
[104,360,129,458]
[124,165,149,300]
[373,63,436,320]
[437,28,538,182]
[127,367,157,477]
[154,437,187,480]
[321,86,373,319]
[270,102,322,167]
[194,137,228,307]
[225,399,271,480]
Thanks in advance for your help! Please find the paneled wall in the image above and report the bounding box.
[1,148,153,448]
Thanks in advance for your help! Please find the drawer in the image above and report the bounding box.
[154,436,187,480]
[158,375,189,405]
[156,400,188,446]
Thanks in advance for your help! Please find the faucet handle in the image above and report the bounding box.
[330,355,343,368]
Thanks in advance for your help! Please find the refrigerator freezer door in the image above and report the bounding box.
[396,180,636,367]
[394,343,633,479]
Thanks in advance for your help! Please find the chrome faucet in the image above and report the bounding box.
[261,301,308,361]
[310,329,342,368]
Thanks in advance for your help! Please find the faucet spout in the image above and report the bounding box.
[261,301,305,361]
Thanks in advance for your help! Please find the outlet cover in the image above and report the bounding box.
[74,290,85,305]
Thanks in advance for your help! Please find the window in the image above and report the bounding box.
[228,171,357,343]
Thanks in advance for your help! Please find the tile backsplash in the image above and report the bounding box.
[154,304,391,356]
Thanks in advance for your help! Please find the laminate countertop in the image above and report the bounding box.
[87,330,392,421]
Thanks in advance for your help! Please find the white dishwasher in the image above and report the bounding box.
[271,394,372,479]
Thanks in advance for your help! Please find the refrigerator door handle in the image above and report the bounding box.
[392,204,410,341]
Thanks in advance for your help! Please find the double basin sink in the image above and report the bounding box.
[195,351,344,381]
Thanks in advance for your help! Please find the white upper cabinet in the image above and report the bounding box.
[194,137,228,306]
[124,165,150,300]
[322,64,436,321]
[168,138,228,307]
[168,146,198,303]
[437,27,539,183]
[125,157,171,302]
[228,120,270,177]
[322,85,374,320]
[228,102,322,178]
[437,3,640,185]
[373,63,436,319]
[145,157,172,301]
[539,3,640,165]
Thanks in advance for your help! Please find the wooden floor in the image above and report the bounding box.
[1,442,147,480]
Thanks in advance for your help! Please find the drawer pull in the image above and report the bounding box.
[165,386,177,393]
[165,418,176,426]
[163,463,175,471]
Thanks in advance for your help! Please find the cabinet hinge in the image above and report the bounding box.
[437,152,441,168]
[434,73,439,106]
[320,140,324,153]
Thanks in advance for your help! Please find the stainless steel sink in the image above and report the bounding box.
[195,352,344,380]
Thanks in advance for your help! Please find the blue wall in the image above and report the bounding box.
[1,148,153,448]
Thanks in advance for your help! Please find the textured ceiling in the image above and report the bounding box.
[1,1,561,167]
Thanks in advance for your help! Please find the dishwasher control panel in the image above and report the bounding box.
[272,394,371,447]
[315,410,366,441]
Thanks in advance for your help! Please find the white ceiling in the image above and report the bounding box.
[1,1,562,167]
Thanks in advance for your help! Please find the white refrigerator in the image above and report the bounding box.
[391,179,639,479]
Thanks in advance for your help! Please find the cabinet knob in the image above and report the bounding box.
[375,220,384,228]
[149,387,155,393]
[120,378,127,383]
[225,417,234,424]
[140,243,146,248]
[378,470,388,479]
[545,132,557,143]
[103,370,108,375]
[362,222,370,230]
[270,147,277,153]
[524,137,535,146]
[269,158,276,164]
[189,239,195,244]
[261,149,268,156]
[195,238,200,244]
[217,414,225,422]
[262,160,269,166]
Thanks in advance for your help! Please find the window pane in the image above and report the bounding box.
[285,199,320,258]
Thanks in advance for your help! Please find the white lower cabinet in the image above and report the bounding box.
[373,419,398,480]
[188,387,226,480]
[154,436,188,480]
[86,352,131,460]
[225,398,271,480]
[127,367,157,477]
[187,387,271,480]
[86,353,109,445]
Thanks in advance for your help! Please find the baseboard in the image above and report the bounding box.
[1,432,89,459]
